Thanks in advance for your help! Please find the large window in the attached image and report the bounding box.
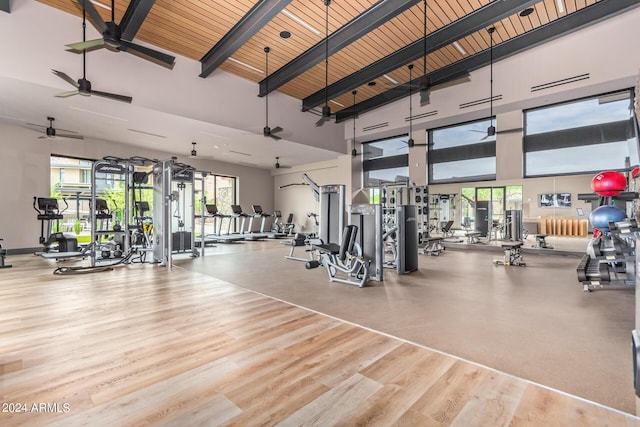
[524,89,639,177]
[362,135,409,188]
[50,155,94,233]
[428,118,496,183]
[202,174,237,232]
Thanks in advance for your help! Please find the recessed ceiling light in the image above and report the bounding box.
[453,41,466,55]
[228,57,263,74]
[280,31,291,39]
[127,128,167,138]
[281,9,321,35]
[383,74,398,84]
[69,106,128,121]
[519,7,534,17]
[200,131,230,139]
[556,0,565,13]
[367,81,377,86]
[330,100,344,107]
[214,145,219,149]
[89,0,111,11]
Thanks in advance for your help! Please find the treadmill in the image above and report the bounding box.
[252,205,286,238]
[200,204,243,244]
[231,205,266,241]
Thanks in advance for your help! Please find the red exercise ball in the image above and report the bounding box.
[591,170,626,196]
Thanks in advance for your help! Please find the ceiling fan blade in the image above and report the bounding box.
[37,135,49,139]
[51,69,79,88]
[496,127,523,134]
[65,38,105,52]
[25,122,46,129]
[315,116,329,127]
[120,0,156,41]
[270,126,283,134]
[269,134,282,141]
[55,133,85,140]
[75,0,108,34]
[119,39,175,67]
[55,90,80,98]
[91,89,133,103]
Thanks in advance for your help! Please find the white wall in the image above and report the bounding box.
[272,158,353,233]
[0,122,273,250]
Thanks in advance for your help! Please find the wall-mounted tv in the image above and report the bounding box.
[539,193,571,208]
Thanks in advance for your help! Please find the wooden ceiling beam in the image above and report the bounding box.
[303,0,541,111]
[199,0,293,78]
[336,0,640,122]
[258,0,421,97]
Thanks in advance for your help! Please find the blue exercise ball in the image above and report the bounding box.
[589,205,626,231]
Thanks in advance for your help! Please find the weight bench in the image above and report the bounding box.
[494,241,526,267]
[465,231,481,244]
[422,236,444,256]
[282,233,320,262]
[533,234,553,249]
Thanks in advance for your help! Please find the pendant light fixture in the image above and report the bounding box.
[351,90,358,157]
[191,141,197,157]
[487,26,496,137]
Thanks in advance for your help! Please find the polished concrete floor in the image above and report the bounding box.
[178,238,636,415]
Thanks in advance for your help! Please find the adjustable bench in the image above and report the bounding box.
[494,241,526,267]
[465,231,481,244]
[422,236,444,256]
[533,234,553,249]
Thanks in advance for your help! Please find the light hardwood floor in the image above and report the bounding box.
[1,255,638,426]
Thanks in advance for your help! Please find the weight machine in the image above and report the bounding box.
[378,179,420,274]
[152,158,199,268]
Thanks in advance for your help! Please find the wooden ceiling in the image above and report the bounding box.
[36,0,627,122]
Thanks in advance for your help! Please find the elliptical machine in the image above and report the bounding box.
[33,197,78,253]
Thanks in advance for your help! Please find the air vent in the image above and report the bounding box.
[127,128,167,138]
[459,95,502,109]
[362,122,388,132]
[405,110,437,121]
[229,150,252,156]
[531,73,589,92]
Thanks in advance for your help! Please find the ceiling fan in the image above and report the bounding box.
[274,157,291,169]
[263,47,283,141]
[315,0,336,127]
[350,90,365,157]
[487,26,496,138]
[52,6,132,103]
[26,117,84,140]
[65,0,175,68]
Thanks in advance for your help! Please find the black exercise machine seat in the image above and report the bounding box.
[314,225,357,262]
